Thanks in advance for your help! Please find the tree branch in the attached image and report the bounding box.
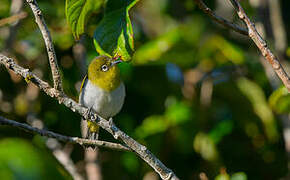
[0,54,179,180]
[4,0,24,51]
[52,147,85,180]
[25,0,63,92]
[194,0,248,35]
[0,115,130,151]
[3,1,180,178]
[0,12,27,27]
[227,0,290,91]
[195,0,290,91]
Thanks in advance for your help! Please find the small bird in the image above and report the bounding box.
[79,56,125,140]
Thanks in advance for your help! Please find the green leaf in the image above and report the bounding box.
[269,86,290,113]
[135,115,168,138]
[231,172,247,180]
[193,132,218,161]
[209,120,234,144]
[93,0,139,61]
[65,0,104,39]
[133,28,180,65]
[165,101,191,125]
[0,138,71,180]
[215,174,230,180]
[200,35,245,65]
[237,78,278,142]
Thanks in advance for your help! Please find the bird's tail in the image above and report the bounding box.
[81,118,99,148]
[81,118,102,179]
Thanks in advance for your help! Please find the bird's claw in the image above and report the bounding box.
[84,106,94,121]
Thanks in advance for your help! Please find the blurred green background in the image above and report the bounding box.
[1,0,290,179]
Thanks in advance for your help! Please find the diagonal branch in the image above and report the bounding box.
[0,116,130,151]
[228,0,290,91]
[0,54,179,180]
[194,0,248,35]
[25,0,63,92]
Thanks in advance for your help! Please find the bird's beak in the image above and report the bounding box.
[110,59,123,66]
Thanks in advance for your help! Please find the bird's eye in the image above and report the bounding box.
[101,64,109,72]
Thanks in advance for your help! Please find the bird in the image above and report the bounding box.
[79,55,125,141]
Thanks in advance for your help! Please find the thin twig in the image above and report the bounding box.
[84,149,102,180]
[228,0,290,91]
[194,0,248,35]
[52,148,85,180]
[0,115,130,151]
[46,138,85,180]
[25,0,63,92]
[0,12,27,27]
[0,54,179,180]
[5,0,24,50]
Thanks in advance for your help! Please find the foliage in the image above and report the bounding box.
[65,0,104,39]
[269,86,290,113]
[93,0,137,61]
[0,138,71,180]
[66,0,137,60]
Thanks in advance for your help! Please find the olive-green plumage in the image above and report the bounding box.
[87,56,121,91]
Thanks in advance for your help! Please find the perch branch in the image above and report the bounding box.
[228,0,290,91]
[0,116,130,151]
[194,0,248,35]
[0,54,179,180]
[25,0,63,92]
[0,11,27,27]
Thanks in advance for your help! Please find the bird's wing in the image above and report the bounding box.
[80,74,88,93]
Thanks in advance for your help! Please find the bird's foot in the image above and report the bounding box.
[84,106,99,124]
[84,106,93,120]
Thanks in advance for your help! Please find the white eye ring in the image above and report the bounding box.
[101,64,109,72]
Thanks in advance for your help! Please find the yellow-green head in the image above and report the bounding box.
[87,56,122,92]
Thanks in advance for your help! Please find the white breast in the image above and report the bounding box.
[79,79,125,119]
